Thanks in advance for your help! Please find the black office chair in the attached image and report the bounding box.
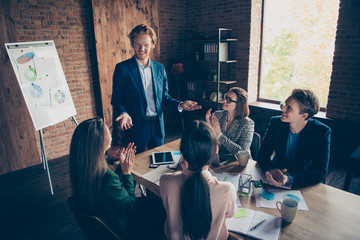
[250,132,261,161]
[344,146,360,191]
[67,195,122,240]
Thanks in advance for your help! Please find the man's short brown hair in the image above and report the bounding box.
[290,88,320,120]
[128,24,157,46]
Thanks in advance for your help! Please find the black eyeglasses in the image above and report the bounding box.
[224,95,237,104]
[280,101,285,109]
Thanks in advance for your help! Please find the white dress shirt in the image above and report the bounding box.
[136,58,157,117]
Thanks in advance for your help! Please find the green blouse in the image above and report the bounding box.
[97,168,136,237]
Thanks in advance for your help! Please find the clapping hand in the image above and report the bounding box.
[119,142,136,175]
[205,108,221,136]
[205,108,212,123]
[107,145,122,161]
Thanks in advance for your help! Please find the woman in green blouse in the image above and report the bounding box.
[69,117,165,240]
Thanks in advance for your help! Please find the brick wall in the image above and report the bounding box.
[11,0,100,161]
[326,0,360,123]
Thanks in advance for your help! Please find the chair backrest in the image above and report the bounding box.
[67,195,122,240]
[250,132,261,161]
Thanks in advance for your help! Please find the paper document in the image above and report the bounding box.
[255,189,309,210]
[211,172,240,191]
[142,165,174,186]
[226,208,282,240]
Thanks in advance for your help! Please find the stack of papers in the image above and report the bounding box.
[226,208,282,240]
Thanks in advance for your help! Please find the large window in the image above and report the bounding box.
[259,0,339,108]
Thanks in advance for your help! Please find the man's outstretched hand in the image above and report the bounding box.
[115,113,133,130]
[180,100,202,111]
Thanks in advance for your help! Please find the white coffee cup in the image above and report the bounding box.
[276,198,298,222]
[236,150,249,167]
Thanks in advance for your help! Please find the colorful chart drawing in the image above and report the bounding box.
[16,52,35,64]
[24,67,37,82]
[29,84,43,99]
[54,90,66,104]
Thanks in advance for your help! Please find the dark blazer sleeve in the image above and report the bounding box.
[152,61,181,112]
[111,63,129,120]
[257,117,280,172]
[291,121,331,188]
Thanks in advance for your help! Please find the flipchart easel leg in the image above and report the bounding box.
[71,116,78,126]
[40,116,78,195]
[39,129,54,195]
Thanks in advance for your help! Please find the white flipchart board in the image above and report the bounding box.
[5,41,76,130]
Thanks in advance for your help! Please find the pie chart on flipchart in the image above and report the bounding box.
[29,83,43,99]
[54,90,66,104]
[16,52,35,64]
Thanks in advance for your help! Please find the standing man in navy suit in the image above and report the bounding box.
[257,89,331,189]
[110,24,201,154]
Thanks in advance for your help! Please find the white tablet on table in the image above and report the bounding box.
[151,151,175,166]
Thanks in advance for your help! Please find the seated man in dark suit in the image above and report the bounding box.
[257,88,331,189]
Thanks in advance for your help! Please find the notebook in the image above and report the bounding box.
[226,208,282,240]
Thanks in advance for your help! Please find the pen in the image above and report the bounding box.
[250,219,267,231]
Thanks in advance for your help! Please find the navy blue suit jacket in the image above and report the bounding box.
[257,116,331,188]
[111,56,180,144]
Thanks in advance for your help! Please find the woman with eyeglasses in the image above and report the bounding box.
[69,117,165,240]
[206,87,254,166]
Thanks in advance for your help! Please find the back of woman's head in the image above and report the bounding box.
[180,120,218,168]
[69,117,108,212]
[180,120,217,239]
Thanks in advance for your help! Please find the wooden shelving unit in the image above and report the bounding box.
[185,28,238,109]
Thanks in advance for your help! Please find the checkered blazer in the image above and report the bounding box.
[214,110,254,155]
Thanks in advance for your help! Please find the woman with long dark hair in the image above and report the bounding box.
[69,117,165,240]
[160,120,237,239]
